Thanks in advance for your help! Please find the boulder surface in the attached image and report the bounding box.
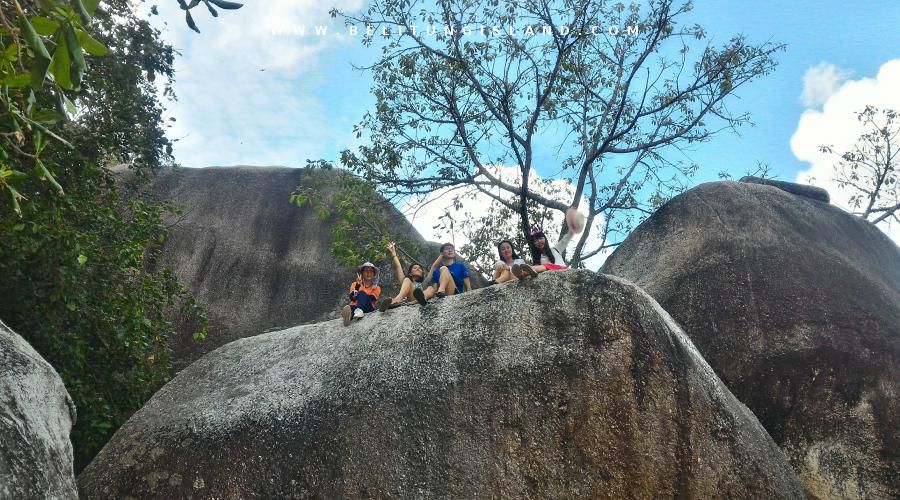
[79,271,803,499]
[0,319,77,499]
[602,180,900,498]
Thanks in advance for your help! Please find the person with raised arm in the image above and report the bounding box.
[515,207,585,278]
[377,241,427,312]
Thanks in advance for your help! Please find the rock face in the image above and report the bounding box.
[0,319,77,499]
[144,166,428,370]
[739,175,830,202]
[602,181,900,498]
[78,271,803,499]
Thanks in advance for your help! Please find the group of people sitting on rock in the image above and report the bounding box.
[341,227,577,326]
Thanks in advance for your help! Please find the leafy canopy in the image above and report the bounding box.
[334,0,784,267]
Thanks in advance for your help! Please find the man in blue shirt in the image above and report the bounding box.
[413,242,472,305]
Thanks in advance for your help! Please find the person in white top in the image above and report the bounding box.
[492,240,526,283]
[516,207,585,278]
[514,229,574,278]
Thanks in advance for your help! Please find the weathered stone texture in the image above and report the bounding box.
[0,320,77,499]
[79,271,803,499]
[602,180,900,498]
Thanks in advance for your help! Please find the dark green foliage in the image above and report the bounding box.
[0,163,207,470]
[290,163,432,269]
[0,0,208,471]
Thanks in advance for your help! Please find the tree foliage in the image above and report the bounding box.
[335,0,783,266]
[290,163,434,270]
[0,0,211,470]
[0,0,107,213]
[819,106,899,227]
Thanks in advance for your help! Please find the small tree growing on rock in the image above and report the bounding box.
[819,105,899,227]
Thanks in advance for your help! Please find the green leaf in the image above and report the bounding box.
[73,0,92,25]
[208,0,243,9]
[77,254,87,265]
[83,0,101,16]
[7,170,28,182]
[49,33,73,89]
[2,73,32,88]
[32,109,64,124]
[30,57,52,89]
[3,43,18,61]
[5,185,22,216]
[76,29,108,56]
[60,92,76,114]
[36,159,64,195]
[19,16,51,60]
[64,26,86,87]
[30,16,60,36]
[67,303,77,311]
[185,10,200,33]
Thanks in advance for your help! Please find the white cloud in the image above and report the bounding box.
[148,0,365,168]
[401,165,611,270]
[791,59,900,243]
[801,62,851,109]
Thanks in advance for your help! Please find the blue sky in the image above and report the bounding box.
[148,0,900,248]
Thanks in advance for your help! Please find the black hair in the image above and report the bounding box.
[406,262,424,282]
[528,231,555,264]
[496,240,521,264]
[439,242,455,252]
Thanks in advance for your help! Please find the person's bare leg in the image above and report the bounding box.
[423,285,437,300]
[495,269,515,283]
[438,266,457,295]
[531,265,547,273]
[393,277,413,304]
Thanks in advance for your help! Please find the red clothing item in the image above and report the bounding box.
[348,281,381,306]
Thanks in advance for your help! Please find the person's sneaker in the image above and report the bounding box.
[413,287,428,306]
[377,298,393,312]
[353,308,364,320]
[511,263,525,280]
[520,263,538,278]
[342,305,353,327]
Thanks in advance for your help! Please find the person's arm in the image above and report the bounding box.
[387,242,404,280]
[428,253,443,275]
[425,255,442,286]
[464,277,472,291]
[554,230,575,254]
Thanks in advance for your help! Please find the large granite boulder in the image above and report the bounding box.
[78,271,803,498]
[602,180,900,498]
[0,319,77,499]
[140,166,431,370]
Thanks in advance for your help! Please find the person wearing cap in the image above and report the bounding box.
[412,242,472,305]
[514,228,574,278]
[342,262,382,326]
